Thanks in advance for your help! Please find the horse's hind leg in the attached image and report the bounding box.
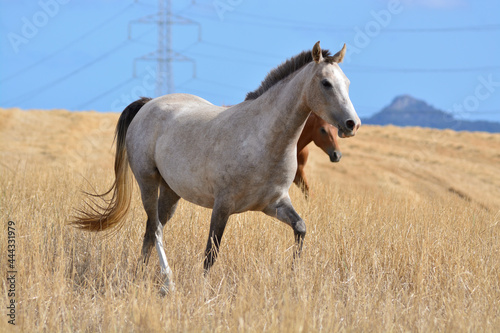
[136,173,174,292]
[142,179,180,264]
[263,196,306,258]
[158,179,180,226]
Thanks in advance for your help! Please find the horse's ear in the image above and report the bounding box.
[312,41,323,63]
[332,43,347,63]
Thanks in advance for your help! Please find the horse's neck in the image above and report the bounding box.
[245,70,312,154]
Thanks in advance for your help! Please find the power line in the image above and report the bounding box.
[0,2,135,83]
[344,65,500,73]
[185,49,271,67]
[177,85,237,103]
[187,5,500,34]
[1,21,157,108]
[230,10,500,33]
[176,77,242,103]
[130,0,200,97]
[190,41,500,74]
[159,0,174,95]
[201,40,283,60]
[76,77,136,110]
[232,11,500,33]
[76,1,202,110]
[383,24,500,33]
[224,9,352,31]
[195,77,248,92]
[1,40,130,107]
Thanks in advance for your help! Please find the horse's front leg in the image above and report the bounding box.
[294,167,310,199]
[294,148,310,199]
[263,196,306,258]
[204,202,231,273]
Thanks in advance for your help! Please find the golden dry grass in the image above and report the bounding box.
[1,107,499,332]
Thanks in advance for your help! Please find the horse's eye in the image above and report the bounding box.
[321,79,333,88]
[320,127,327,134]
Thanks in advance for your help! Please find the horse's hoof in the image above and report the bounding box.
[159,279,175,296]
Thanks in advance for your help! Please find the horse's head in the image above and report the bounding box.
[311,113,342,163]
[305,41,361,138]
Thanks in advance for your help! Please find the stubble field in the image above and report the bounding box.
[1,107,499,332]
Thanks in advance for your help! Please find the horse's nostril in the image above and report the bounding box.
[346,120,356,131]
[330,151,342,162]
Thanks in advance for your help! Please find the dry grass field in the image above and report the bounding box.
[1,107,500,332]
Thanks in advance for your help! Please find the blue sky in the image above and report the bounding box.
[1,0,499,122]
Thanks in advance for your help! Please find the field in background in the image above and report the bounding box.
[1,108,499,332]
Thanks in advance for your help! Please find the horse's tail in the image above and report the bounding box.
[72,97,152,232]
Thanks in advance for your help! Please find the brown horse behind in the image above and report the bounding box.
[294,112,341,197]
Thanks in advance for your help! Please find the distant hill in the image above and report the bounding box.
[363,95,500,133]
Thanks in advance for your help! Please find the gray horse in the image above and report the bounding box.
[73,42,361,292]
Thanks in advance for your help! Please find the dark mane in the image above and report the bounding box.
[245,49,332,101]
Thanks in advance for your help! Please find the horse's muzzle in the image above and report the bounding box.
[339,118,361,138]
[329,151,342,163]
